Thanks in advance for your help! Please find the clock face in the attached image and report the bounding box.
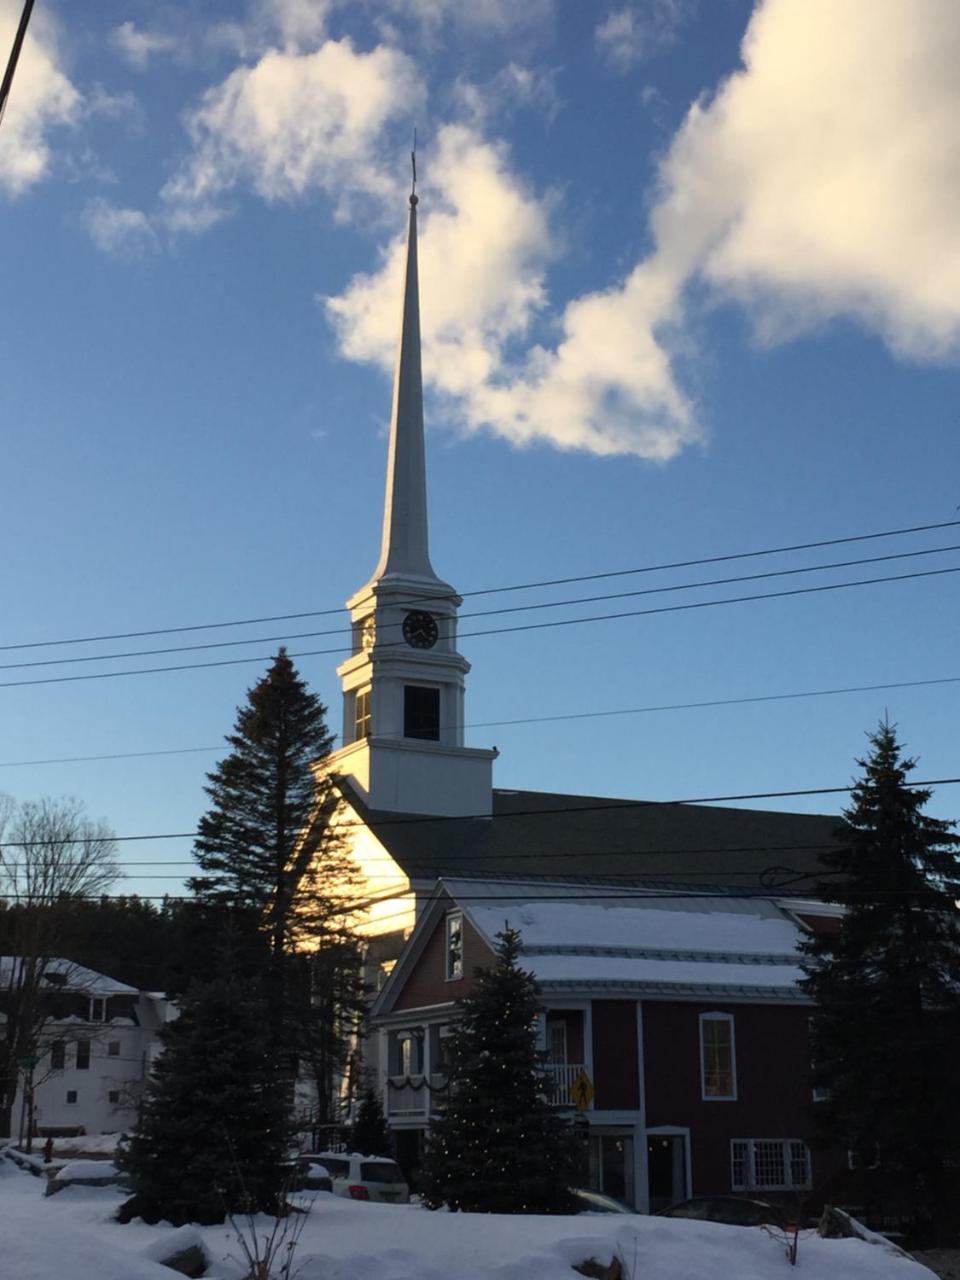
[402,610,439,649]
[360,616,376,652]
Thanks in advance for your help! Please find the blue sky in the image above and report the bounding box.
[1,0,958,900]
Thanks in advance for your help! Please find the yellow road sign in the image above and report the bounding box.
[570,1069,595,1112]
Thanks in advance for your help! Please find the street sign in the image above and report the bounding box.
[570,1068,595,1112]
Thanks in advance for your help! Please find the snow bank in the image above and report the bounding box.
[0,1157,938,1280]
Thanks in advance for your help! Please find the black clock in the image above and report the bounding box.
[402,610,439,649]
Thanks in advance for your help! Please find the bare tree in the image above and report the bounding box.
[0,795,119,1139]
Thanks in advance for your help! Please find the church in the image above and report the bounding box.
[307,187,845,1210]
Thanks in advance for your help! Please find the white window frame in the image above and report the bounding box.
[699,1012,737,1101]
[89,997,107,1023]
[445,911,464,981]
[731,1139,811,1191]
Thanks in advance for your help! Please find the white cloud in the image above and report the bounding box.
[652,0,960,361]
[595,1,694,72]
[111,22,180,70]
[82,198,158,256]
[0,2,81,196]
[327,0,960,459]
[161,38,422,227]
[454,63,560,128]
[327,125,695,458]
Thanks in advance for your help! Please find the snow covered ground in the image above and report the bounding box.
[0,1155,936,1280]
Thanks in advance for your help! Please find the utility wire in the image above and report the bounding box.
[2,562,958,690]
[2,518,957,655]
[3,540,957,673]
[2,775,958,846]
[2,671,958,768]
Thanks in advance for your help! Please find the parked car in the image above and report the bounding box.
[655,1196,789,1228]
[570,1188,636,1214]
[308,1151,410,1204]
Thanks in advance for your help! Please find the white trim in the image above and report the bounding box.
[731,1138,811,1191]
[635,1002,649,1213]
[699,1011,737,1101]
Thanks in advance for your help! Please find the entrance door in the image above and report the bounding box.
[646,1132,688,1211]
[588,1132,635,1207]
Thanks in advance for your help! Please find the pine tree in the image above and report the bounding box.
[190,648,351,957]
[117,976,289,1226]
[189,650,361,1095]
[420,928,578,1214]
[351,1084,392,1157]
[800,721,960,1232]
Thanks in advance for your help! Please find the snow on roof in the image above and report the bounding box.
[0,956,139,996]
[442,878,808,998]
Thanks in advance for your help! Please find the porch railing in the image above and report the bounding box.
[544,1062,587,1107]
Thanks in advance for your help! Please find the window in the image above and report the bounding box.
[547,1018,568,1064]
[435,1026,453,1073]
[50,1040,65,1070]
[445,912,463,980]
[354,687,371,741]
[108,1041,121,1057]
[731,1139,811,1191]
[76,1040,90,1070]
[89,997,106,1023]
[700,1013,736,1100]
[397,1032,422,1076]
[404,685,440,741]
[108,1090,121,1105]
[66,1091,77,1105]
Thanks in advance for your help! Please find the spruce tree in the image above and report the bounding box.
[420,928,578,1214]
[351,1084,392,1157]
[117,976,289,1226]
[189,650,361,1099]
[800,721,960,1233]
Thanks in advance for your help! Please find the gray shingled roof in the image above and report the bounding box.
[338,781,843,894]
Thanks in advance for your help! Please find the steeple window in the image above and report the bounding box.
[404,685,440,741]
[354,688,372,741]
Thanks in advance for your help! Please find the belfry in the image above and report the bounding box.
[327,189,496,816]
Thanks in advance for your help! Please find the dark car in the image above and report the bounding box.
[655,1196,789,1228]
[570,1188,637,1214]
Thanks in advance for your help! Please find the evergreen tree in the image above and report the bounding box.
[420,928,578,1214]
[117,975,289,1226]
[190,649,351,957]
[189,650,361,1093]
[351,1084,392,1157]
[800,721,960,1233]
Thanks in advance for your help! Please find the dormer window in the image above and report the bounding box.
[89,997,107,1023]
[445,911,463,980]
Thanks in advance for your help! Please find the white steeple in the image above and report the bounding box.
[371,192,438,585]
[326,182,496,817]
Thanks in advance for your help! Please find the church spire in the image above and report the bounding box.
[370,182,437,583]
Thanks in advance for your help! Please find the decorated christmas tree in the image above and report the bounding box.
[420,927,578,1213]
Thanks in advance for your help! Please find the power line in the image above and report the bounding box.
[2,562,958,690]
[3,518,957,655]
[1,775,958,846]
[4,540,957,673]
[2,671,958,769]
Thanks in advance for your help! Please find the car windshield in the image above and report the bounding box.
[360,1162,404,1183]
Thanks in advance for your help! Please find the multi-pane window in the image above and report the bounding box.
[89,997,106,1023]
[731,1139,811,1191]
[699,1013,736,1100]
[108,1041,121,1057]
[547,1018,568,1064]
[50,1040,65,1070]
[76,1040,90,1070]
[108,1090,121,1105]
[404,685,440,741]
[397,1032,422,1076]
[354,688,371,741]
[66,1090,77,1105]
[445,912,463,980]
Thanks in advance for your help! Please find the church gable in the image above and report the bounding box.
[393,905,494,1012]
